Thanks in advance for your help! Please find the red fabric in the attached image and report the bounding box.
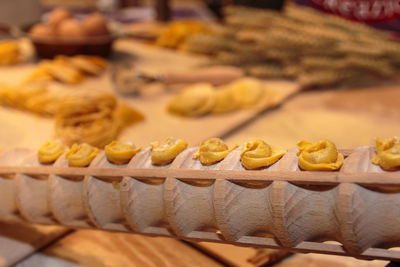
[295,0,400,34]
[309,0,400,22]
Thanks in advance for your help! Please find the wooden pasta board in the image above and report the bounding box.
[9,81,399,267]
[0,39,299,151]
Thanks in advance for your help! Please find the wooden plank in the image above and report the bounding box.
[17,238,389,267]
[274,252,387,267]
[37,230,223,267]
[0,221,68,266]
[192,242,256,267]
[16,253,81,267]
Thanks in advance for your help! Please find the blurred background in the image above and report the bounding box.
[0,0,399,266]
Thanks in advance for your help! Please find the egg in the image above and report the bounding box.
[58,19,86,38]
[48,7,72,27]
[83,13,109,36]
[29,23,55,38]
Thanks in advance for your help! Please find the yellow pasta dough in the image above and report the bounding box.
[211,86,239,114]
[66,143,100,167]
[40,60,86,84]
[25,67,54,83]
[167,78,276,117]
[193,138,238,166]
[240,139,286,170]
[156,20,210,49]
[105,141,141,165]
[297,140,343,171]
[25,55,107,84]
[38,140,65,164]
[168,83,215,117]
[151,137,188,166]
[0,41,21,65]
[372,137,400,171]
[54,91,144,148]
[230,78,265,108]
[60,55,105,76]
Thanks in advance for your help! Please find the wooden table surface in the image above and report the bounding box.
[1,40,399,266]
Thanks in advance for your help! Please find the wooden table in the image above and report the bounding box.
[1,40,399,266]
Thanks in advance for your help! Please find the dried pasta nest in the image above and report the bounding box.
[54,91,143,148]
[25,55,107,85]
[0,83,144,148]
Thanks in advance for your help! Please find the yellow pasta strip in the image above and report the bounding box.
[230,78,265,108]
[193,138,238,166]
[38,140,65,164]
[105,141,141,165]
[151,137,188,166]
[212,86,239,114]
[240,139,286,170]
[0,41,20,65]
[297,140,343,171]
[66,143,100,167]
[372,137,400,171]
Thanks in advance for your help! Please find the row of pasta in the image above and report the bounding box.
[27,136,400,171]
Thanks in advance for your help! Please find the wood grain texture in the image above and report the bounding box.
[192,241,256,267]
[121,147,171,236]
[48,154,89,228]
[274,252,387,267]
[0,149,33,222]
[0,221,68,266]
[0,150,69,266]
[16,253,81,267]
[82,151,130,232]
[41,230,223,267]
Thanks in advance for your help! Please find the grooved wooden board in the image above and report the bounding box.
[2,142,400,262]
